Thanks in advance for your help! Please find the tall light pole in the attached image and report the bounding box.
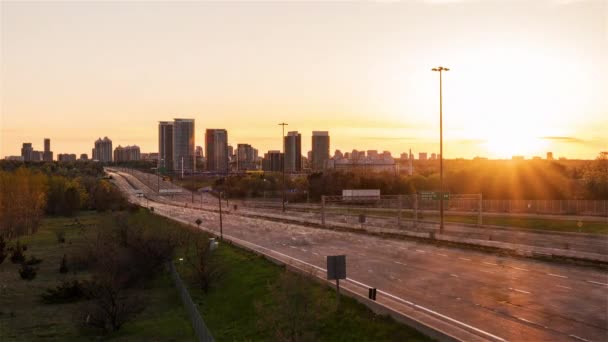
[432,66,449,234]
[278,122,288,212]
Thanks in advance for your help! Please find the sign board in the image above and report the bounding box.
[420,191,450,200]
[327,255,346,280]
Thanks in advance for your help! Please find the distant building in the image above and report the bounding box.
[284,131,302,172]
[512,155,524,160]
[236,143,257,170]
[114,145,141,162]
[43,138,53,161]
[532,156,541,160]
[334,150,343,159]
[311,131,330,171]
[79,154,88,160]
[21,143,33,161]
[431,153,437,160]
[205,129,229,172]
[326,158,398,174]
[173,118,195,173]
[158,121,174,171]
[92,137,112,162]
[418,152,427,161]
[141,152,159,162]
[546,152,554,160]
[195,146,203,157]
[58,154,77,162]
[227,145,234,161]
[5,156,24,161]
[31,151,43,161]
[400,153,408,160]
[262,150,283,172]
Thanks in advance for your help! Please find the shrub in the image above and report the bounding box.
[41,280,87,304]
[25,256,43,266]
[56,231,66,243]
[10,241,25,264]
[19,263,37,280]
[59,254,68,273]
[0,236,7,265]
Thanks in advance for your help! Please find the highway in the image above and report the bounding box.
[109,169,608,342]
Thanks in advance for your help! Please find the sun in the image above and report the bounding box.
[482,131,548,159]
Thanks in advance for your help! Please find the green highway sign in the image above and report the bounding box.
[420,192,450,200]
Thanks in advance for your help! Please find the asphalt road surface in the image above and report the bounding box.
[110,170,608,342]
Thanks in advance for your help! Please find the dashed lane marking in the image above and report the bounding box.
[437,253,448,257]
[587,280,608,286]
[393,261,406,266]
[450,274,459,278]
[458,257,471,261]
[556,285,572,290]
[509,287,531,294]
[547,273,567,278]
[569,334,592,342]
[483,262,498,266]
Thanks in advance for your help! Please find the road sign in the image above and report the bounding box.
[327,255,346,280]
[420,191,450,200]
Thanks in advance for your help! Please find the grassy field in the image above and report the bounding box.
[0,211,194,341]
[175,239,433,341]
[325,207,608,234]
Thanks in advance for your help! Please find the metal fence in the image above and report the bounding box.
[168,262,214,342]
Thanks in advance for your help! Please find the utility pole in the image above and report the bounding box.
[432,66,449,234]
[278,122,288,212]
[218,191,223,240]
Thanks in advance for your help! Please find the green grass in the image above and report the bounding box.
[175,240,433,341]
[325,207,608,234]
[0,211,194,341]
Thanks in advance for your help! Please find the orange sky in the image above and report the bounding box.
[1,0,606,159]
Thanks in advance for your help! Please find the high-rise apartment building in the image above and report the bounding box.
[114,145,141,162]
[43,138,53,161]
[21,143,33,161]
[418,152,428,161]
[92,137,112,162]
[311,131,330,171]
[236,143,257,170]
[205,129,229,172]
[262,150,283,172]
[284,131,302,172]
[158,121,174,171]
[173,119,195,173]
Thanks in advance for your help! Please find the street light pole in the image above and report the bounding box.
[218,191,223,240]
[278,122,288,212]
[432,66,449,234]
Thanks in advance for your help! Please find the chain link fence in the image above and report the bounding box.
[168,262,214,342]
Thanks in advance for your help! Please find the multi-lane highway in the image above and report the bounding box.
[109,169,608,342]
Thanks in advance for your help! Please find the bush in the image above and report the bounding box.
[25,256,43,266]
[10,241,25,264]
[0,236,7,265]
[56,231,66,243]
[59,254,68,273]
[41,280,87,304]
[19,263,37,281]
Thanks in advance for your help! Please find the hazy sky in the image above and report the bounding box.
[1,0,607,159]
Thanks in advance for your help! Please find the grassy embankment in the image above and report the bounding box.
[0,211,194,341]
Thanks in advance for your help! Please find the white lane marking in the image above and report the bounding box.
[547,273,567,278]
[511,266,529,271]
[517,317,536,324]
[450,274,459,278]
[300,249,308,252]
[289,246,297,249]
[312,252,319,256]
[415,249,425,253]
[556,285,572,290]
[458,257,471,261]
[479,269,494,274]
[509,287,531,294]
[587,280,608,286]
[437,253,448,257]
[483,262,498,266]
[569,334,592,342]
[393,261,406,266]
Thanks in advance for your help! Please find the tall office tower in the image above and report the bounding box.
[21,143,33,161]
[284,131,302,172]
[236,143,257,170]
[311,131,330,171]
[93,137,113,162]
[158,121,174,171]
[43,138,53,161]
[172,119,195,174]
[205,129,229,172]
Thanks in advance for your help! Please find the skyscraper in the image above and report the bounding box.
[173,119,195,174]
[236,143,257,170]
[311,131,329,171]
[43,138,53,161]
[114,145,141,162]
[262,150,283,172]
[284,131,302,172]
[21,143,33,161]
[158,121,174,171]
[93,137,112,162]
[205,129,229,172]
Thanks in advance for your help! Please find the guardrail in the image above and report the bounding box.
[168,262,214,342]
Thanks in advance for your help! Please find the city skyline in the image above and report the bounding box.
[1,1,607,159]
